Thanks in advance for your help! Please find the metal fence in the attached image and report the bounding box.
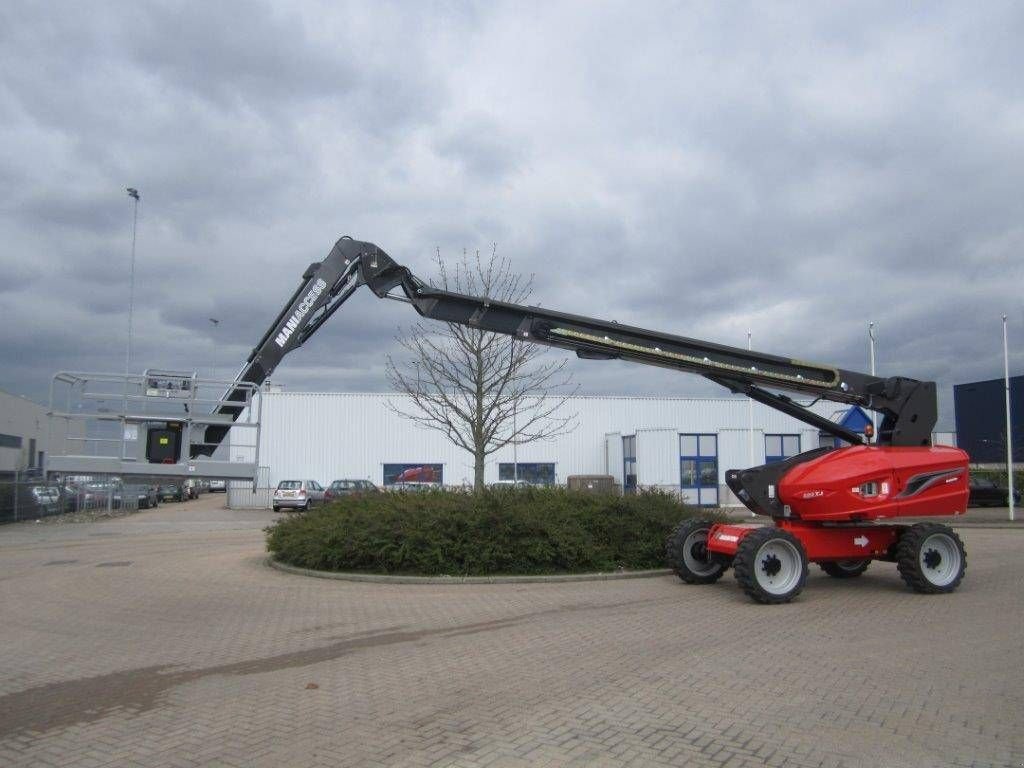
[0,474,146,525]
[227,466,272,510]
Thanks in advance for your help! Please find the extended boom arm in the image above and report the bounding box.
[193,237,936,457]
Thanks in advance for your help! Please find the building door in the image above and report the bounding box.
[622,435,637,494]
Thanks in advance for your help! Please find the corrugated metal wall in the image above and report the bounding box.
[247,392,856,494]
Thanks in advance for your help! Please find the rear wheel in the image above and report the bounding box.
[734,527,808,604]
[272,505,281,512]
[819,559,870,579]
[665,519,725,584]
[896,523,966,594]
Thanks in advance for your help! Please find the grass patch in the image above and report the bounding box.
[266,487,715,576]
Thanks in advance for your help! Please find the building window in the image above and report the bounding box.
[0,433,22,450]
[498,463,556,485]
[680,434,718,506]
[765,434,800,464]
[622,435,637,493]
[382,463,443,486]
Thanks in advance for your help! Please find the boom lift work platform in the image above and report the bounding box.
[156,237,973,602]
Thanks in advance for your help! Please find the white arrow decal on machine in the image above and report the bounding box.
[853,535,869,548]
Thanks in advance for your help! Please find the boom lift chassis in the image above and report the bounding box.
[195,236,969,604]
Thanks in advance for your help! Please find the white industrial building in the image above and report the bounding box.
[0,388,81,476]
[231,390,957,507]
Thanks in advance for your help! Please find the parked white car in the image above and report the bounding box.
[208,479,226,492]
[272,480,326,512]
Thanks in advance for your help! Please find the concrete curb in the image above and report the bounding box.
[266,557,673,584]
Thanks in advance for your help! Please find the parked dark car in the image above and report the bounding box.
[119,482,159,509]
[324,479,379,502]
[81,482,123,509]
[29,485,63,515]
[968,476,1021,507]
[158,482,187,502]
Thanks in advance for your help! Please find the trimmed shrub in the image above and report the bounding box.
[266,487,716,576]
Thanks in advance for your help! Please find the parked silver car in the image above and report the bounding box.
[272,480,326,512]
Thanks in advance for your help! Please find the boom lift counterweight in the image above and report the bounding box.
[196,236,969,604]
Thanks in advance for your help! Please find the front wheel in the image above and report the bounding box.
[896,523,966,594]
[665,519,726,584]
[819,559,870,579]
[734,527,808,604]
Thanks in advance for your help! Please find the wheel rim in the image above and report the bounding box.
[755,539,803,595]
[682,528,719,576]
[918,533,961,587]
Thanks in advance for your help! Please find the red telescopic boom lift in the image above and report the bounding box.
[193,237,969,603]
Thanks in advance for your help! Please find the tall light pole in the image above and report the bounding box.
[868,321,877,441]
[1003,314,1015,522]
[125,188,140,374]
[209,318,220,380]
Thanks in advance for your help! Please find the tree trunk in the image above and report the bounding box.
[474,450,486,492]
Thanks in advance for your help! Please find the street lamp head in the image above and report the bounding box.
[209,318,220,326]
[126,187,140,200]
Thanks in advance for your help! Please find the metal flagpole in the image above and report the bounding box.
[869,322,877,442]
[748,330,755,516]
[511,338,518,484]
[747,331,753,466]
[1003,315,1015,522]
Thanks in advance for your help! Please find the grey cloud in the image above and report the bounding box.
[1,1,1022,436]
[435,116,527,181]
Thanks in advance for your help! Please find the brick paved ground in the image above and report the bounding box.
[1,497,1021,768]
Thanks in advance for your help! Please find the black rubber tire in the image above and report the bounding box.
[272,506,281,512]
[896,523,966,594]
[733,527,809,604]
[665,519,726,584]
[819,559,871,579]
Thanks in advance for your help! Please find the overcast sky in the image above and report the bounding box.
[1,1,1022,428]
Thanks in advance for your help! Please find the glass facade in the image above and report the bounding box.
[680,433,718,506]
[765,434,800,464]
[498,463,556,485]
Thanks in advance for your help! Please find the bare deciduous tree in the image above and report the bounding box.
[386,246,577,491]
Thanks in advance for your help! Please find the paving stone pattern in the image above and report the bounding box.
[1,498,1021,767]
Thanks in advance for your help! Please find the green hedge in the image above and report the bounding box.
[266,487,714,576]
